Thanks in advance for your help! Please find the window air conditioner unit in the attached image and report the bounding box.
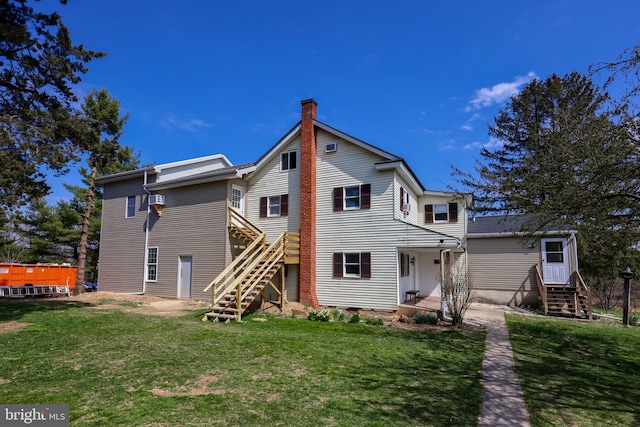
[149,194,165,206]
[149,194,165,216]
[403,203,411,214]
[325,143,337,153]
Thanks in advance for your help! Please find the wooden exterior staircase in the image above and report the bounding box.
[202,207,299,322]
[534,264,592,319]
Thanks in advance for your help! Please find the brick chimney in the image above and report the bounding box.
[299,99,319,308]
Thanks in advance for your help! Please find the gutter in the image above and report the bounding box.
[466,229,578,239]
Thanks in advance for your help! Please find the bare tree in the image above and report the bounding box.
[440,255,475,327]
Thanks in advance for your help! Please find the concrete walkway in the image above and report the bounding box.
[407,300,534,425]
[477,315,531,427]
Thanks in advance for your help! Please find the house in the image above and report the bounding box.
[467,215,588,315]
[96,99,584,319]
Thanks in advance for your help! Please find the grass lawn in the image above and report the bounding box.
[506,315,640,427]
[0,300,485,426]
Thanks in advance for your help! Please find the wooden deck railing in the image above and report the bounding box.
[283,231,300,264]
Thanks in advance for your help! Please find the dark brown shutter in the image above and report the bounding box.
[333,253,343,278]
[424,204,434,224]
[333,187,343,211]
[361,252,371,278]
[289,151,297,169]
[400,187,404,211]
[281,194,289,216]
[448,202,458,223]
[361,183,371,209]
[259,197,267,218]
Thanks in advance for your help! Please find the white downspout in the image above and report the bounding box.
[118,170,150,295]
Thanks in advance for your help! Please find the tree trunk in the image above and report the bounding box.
[74,165,96,295]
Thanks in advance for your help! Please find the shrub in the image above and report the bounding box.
[307,309,332,322]
[364,317,384,326]
[414,313,438,325]
[348,313,361,324]
[332,309,345,322]
[630,315,638,326]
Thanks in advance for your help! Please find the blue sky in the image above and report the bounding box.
[46,0,640,201]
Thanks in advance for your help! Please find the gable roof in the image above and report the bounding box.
[250,119,429,193]
[467,214,577,237]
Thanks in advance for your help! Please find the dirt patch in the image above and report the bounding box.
[71,291,209,317]
[149,374,224,397]
[0,321,32,334]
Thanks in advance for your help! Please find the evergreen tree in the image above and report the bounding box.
[73,88,128,293]
[0,0,105,228]
[455,71,640,285]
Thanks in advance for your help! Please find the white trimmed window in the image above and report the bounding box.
[147,247,158,281]
[126,195,136,218]
[333,184,371,211]
[280,151,297,171]
[259,195,289,218]
[424,203,459,224]
[332,252,371,278]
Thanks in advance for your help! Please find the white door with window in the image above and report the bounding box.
[178,256,192,299]
[231,185,245,226]
[541,238,570,284]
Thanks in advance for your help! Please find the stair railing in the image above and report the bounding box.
[534,263,548,315]
[238,233,287,303]
[203,233,267,307]
[573,270,592,321]
[229,207,263,238]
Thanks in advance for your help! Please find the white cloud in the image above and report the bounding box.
[438,139,456,152]
[466,72,537,111]
[460,124,473,131]
[463,137,504,151]
[162,114,214,132]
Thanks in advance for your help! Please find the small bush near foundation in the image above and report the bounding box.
[332,309,345,322]
[364,317,384,326]
[348,313,361,324]
[308,309,332,322]
[415,313,438,325]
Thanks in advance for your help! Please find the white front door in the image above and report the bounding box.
[178,256,192,299]
[231,185,245,215]
[541,238,570,284]
[231,185,245,226]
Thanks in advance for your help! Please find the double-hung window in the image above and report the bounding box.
[147,247,158,281]
[333,252,371,278]
[333,184,371,211]
[281,151,297,171]
[259,194,289,218]
[126,195,136,218]
[424,203,458,224]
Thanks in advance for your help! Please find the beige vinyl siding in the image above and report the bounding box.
[467,237,539,292]
[146,181,228,301]
[315,130,455,311]
[394,177,419,223]
[98,178,148,293]
[418,194,466,238]
[247,135,301,241]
